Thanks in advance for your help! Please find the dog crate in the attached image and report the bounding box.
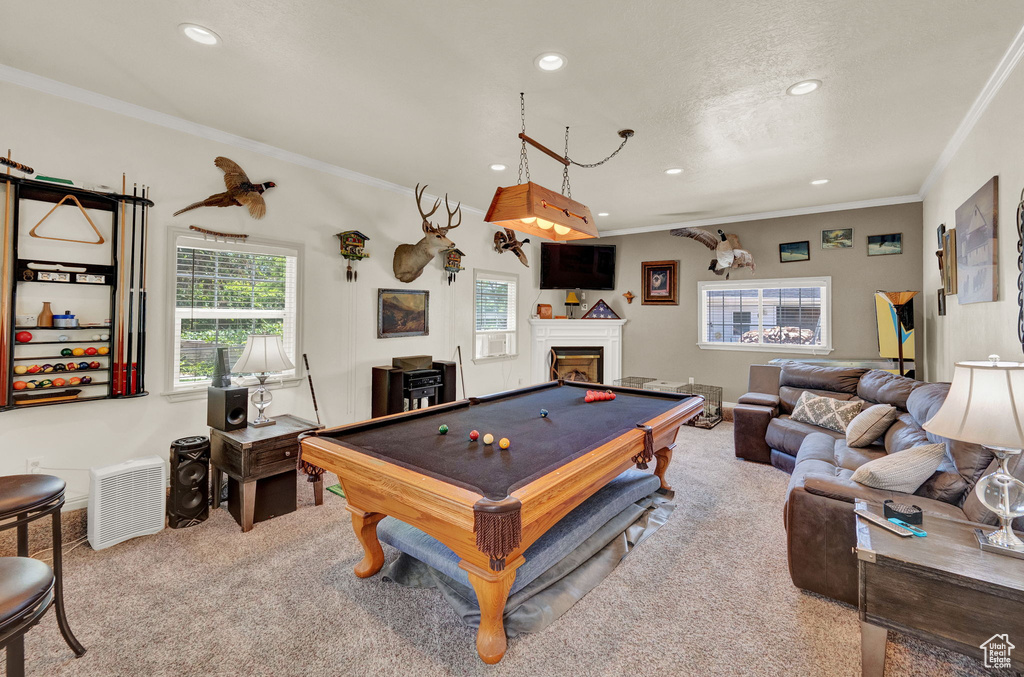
[616,377,723,429]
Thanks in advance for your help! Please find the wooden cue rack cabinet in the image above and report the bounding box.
[0,175,154,411]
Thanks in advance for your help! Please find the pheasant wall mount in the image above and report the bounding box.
[493,228,530,267]
[174,157,276,220]
[670,228,755,278]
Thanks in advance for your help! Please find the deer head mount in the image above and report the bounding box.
[392,183,462,283]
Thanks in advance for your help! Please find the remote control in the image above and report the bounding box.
[855,508,914,537]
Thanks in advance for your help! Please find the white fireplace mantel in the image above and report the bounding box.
[529,319,627,385]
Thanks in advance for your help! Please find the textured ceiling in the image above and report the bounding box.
[2,1,1023,232]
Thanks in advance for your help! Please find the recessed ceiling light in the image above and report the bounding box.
[810,178,830,185]
[490,163,507,171]
[179,23,221,46]
[597,212,609,217]
[787,79,821,96]
[535,53,567,72]
[664,168,683,175]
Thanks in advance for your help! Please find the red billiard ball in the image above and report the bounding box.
[469,430,480,441]
[85,347,98,356]
[585,395,594,403]
[26,364,41,374]
[89,361,101,369]
[15,331,32,343]
[13,381,26,390]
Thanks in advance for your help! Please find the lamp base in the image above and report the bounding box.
[249,418,277,428]
[975,528,1024,560]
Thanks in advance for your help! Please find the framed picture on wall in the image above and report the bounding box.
[641,260,678,305]
[943,229,958,295]
[377,289,429,338]
[867,233,902,256]
[779,241,810,262]
[955,176,998,304]
[821,228,853,249]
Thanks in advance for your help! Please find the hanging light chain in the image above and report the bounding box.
[517,92,530,185]
[568,131,633,168]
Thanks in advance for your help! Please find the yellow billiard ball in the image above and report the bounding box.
[483,433,494,445]
[499,438,510,450]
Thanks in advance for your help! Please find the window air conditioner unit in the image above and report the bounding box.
[487,335,508,357]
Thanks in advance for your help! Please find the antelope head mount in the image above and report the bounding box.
[392,183,462,283]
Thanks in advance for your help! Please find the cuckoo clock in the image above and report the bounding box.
[336,230,370,281]
[444,248,466,285]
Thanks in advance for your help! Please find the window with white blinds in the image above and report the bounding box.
[173,234,299,388]
[474,270,517,359]
[697,276,832,354]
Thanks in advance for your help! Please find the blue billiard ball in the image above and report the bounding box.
[540,409,549,418]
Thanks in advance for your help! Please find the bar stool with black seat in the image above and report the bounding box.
[0,475,86,659]
[0,557,55,677]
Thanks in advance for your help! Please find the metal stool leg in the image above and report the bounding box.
[16,514,28,557]
[6,634,26,677]
[50,509,85,656]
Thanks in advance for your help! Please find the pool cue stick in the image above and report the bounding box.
[0,157,33,174]
[0,151,11,407]
[456,345,466,400]
[136,186,148,393]
[124,184,138,394]
[114,173,126,395]
[302,353,322,426]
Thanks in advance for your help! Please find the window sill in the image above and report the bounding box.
[696,342,834,355]
[471,354,519,365]
[161,376,303,403]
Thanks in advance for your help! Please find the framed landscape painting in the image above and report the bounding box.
[955,176,998,304]
[779,241,810,262]
[867,233,902,256]
[377,289,429,338]
[821,228,853,249]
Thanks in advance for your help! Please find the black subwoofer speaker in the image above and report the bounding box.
[168,435,210,529]
[207,386,248,431]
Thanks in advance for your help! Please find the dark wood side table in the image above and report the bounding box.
[854,500,1024,676]
[210,414,322,532]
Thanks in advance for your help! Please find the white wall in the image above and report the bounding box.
[921,58,1024,382]
[0,82,537,506]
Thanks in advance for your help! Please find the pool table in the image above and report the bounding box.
[298,380,703,663]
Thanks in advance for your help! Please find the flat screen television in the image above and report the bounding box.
[539,243,616,290]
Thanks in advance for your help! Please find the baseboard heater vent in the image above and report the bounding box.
[88,456,166,550]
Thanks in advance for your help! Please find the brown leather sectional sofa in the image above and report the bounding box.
[732,361,1019,605]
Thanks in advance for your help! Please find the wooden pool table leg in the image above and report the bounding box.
[460,557,524,664]
[654,443,676,491]
[347,506,386,578]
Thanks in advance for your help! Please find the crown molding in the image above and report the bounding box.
[918,22,1024,198]
[597,194,922,237]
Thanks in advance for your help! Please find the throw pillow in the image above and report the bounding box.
[846,404,898,447]
[790,391,863,433]
[851,443,947,493]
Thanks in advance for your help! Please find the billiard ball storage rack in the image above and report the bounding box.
[1,173,153,410]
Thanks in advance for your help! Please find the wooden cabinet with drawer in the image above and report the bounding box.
[210,414,322,532]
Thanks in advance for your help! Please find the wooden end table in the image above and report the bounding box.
[210,414,322,532]
[855,500,1024,675]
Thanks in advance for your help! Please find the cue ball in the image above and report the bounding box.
[438,424,449,435]
[469,430,480,441]
[101,333,110,341]
[499,438,510,450]
[540,409,548,418]
[92,334,102,341]
[58,335,69,342]
[483,433,494,445]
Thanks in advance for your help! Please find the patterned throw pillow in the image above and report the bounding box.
[846,404,898,447]
[790,391,863,433]
[851,443,947,493]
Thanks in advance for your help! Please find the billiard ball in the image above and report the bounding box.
[89,361,101,369]
[92,334,101,341]
[540,409,548,418]
[60,348,73,357]
[585,395,594,403]
[483,433,494,445]
[15,331,32,343]
[13,381,26,390]
[13,365,27,375]
[80,376,92,385]
[97,347,109,356]
[78,362,90,370]
[53,364,66,372]
[438,424,449,435]
[85,347,98,356]
[40,364,54,373]
[72,348,85,356]
[499,438,510,450]
[101,333,110,340]
[469,430,480,441]
[66,362,77,371]
[24,380,37,389]
[38,379,52,388]
[69,377,81,386]
[58,335,69,342]
[26,365,40,374]
[53,378,66,387]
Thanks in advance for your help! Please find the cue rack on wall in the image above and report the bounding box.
[0,173,154,410]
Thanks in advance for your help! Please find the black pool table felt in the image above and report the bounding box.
[314,385,693,501]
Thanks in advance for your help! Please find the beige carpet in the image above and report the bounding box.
[12,423,988,676]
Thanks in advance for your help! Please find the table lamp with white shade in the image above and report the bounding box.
[231,334,295,427]
[923,356,1024,557]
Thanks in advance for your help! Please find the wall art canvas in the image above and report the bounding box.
[377,289,429,338]
[942,229,958,295]
[955,176,998,304]
[779,241,810,262]
[641,261,679,305]
[874,292,915,361]
[867,233,902,256]
[821,228,853,249]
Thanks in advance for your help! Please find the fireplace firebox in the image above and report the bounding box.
[550,347,604,383]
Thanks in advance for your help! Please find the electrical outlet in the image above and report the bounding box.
[581,292,587,301]
[26,457,42,474]
[582,303,589,311]
[688,377,695,385]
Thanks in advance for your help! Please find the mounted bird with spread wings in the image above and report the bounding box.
[493,228,530,267]
[670,228,755,279]
[173,157,276,220]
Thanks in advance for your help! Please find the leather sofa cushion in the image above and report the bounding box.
[780,386,859,414]
[857,369,925,409]
[834,442,886,471]
[793,473,968,521]
[884,412,931,453]
[767,417,843,457]
[738,392,780,409]
[906,383,994,486]
[779,362,867,394]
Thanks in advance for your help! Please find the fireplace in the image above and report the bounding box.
[550,347,604,383]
